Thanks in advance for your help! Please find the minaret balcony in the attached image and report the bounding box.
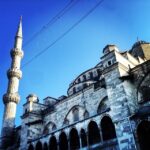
[7,69,22,79]
[3,92,20,104]
[10,48,24,58]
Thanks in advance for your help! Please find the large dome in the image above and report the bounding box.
[67,66,102,96]
[132,40,149,49]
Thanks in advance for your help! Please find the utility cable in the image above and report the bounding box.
[23,0,80,47]
[22,0,105,68]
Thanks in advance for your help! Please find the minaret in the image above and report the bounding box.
[0,17,24,149]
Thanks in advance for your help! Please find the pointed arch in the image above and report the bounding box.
[63,118,69,126]
[137,120,150,150]
[69,128,80,150]
[35,141,42,150]
[72,107,79,122]
[88,121,101,145]
[63,105,86,125]
[83,110,89,119]
[49,136,57,150]
[97,96,108,113]
[59,132,68,150]
[43,122,57,134]
[28,144,34,150]
[101,116,116,141]
[65,105,84,118]
[80,128,87,147]
[43,143,48,150]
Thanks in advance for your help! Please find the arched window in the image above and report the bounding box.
[97,69,101,77]
[69,128,80,150]
[73,87,76,94]
[80,129,87,147]
[89,72,93,79]
[84,111,89,119]
[88,121,101,145]
[35,141,42,150]
[52,124,56,131]
[43,143,48,150]
[137,120,150,150]
[43,126,49,135]
[83,83,88,89]
[63,118,69,126]
[78,78,81,83]
[97,97,108,113]
[83,75,86,81]
[43,122,57,134]
[25,108,28,114]
[28,144,34,150]
[72,108,79,122]
[49,136,57,150]
[59,132,68,150]
[101,116,116,141]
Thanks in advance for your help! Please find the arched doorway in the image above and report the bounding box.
[43,143,48,150]
[49,136,57,150]
[69,128,80,150]
[59,132,68,150]
[35,141,42,150]
[101,116,116,141]
[28,144,34,150]
[137,120,150,150]
[88,121,101,145]
[80,128,87,147]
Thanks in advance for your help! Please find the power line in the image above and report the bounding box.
[22,0,105,68]
[23,0,80,47]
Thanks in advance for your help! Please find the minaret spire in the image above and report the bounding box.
[0,17,24,149]
[16,16,22,38]
[14,16,23,50]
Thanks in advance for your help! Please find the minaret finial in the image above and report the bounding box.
[14,16,23,49]
[16,16,22,38]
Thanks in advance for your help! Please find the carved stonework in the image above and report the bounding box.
[3,93,20,104]
[10,48,24,58]
[7,68,22,79]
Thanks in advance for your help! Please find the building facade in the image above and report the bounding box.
[1,20,150,150]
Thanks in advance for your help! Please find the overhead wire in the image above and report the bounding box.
[23,0,80,47]
[22,0,105,68]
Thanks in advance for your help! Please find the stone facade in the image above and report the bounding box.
[1,20,150,150]
[19,42,150,150]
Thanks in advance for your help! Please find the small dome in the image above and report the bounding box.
[103,44,119,54]
[43,96,57,106]
[26,93,39,103]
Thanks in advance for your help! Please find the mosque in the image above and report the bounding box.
[0,18,150,150]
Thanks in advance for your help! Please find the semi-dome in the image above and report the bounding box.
[26,93,39,103]
[43,96,58,106]
[103,44,119,54]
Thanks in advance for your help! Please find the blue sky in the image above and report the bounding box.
[0,0,150,128]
